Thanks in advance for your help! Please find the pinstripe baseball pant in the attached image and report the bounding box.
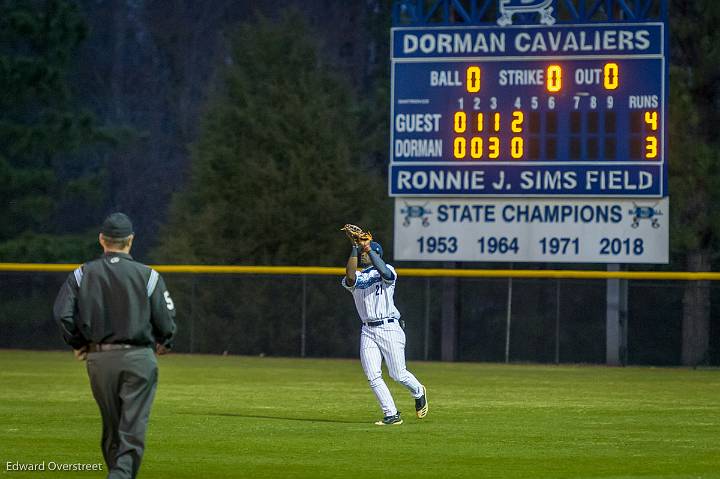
[360,322,423,416]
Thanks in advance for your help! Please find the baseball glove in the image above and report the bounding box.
[341,224,373,245]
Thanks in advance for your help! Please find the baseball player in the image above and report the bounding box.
[342,237,428,425]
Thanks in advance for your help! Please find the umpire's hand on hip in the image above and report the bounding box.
[74,345,89,361]
[155,343,170,355]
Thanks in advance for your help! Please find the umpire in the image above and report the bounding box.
[53,212,176,479]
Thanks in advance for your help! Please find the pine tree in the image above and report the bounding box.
[0,0,106,261]
[155,12,389,355]
[159,12,387,266]
[669,0,720,365]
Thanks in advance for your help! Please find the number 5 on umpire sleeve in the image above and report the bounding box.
[164,291,175,310]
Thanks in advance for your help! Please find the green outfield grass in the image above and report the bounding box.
[0,350,718,478]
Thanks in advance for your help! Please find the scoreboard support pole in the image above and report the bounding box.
[606,264,628,366]
[441,262,458,361]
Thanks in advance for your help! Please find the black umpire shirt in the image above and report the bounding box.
[54,252,176,349]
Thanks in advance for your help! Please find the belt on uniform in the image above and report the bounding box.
[363,318,395,327]
[87,343,136,353]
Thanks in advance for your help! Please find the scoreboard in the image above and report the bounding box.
[391,16,669,263]
[389,23,667,197]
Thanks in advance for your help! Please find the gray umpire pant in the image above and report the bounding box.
[86,347,158,479]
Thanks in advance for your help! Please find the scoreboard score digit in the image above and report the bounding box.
[389,23,667,197]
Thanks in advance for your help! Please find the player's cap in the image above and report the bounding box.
[101,213,134,238]
[370,241,383,257]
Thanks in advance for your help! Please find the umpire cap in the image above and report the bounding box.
[101,213,134,238]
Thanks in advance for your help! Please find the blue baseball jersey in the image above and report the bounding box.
[342,265,401,322]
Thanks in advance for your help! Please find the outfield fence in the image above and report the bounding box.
[1,264,719,365]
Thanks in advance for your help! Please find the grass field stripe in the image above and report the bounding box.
[3,351,719,477]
